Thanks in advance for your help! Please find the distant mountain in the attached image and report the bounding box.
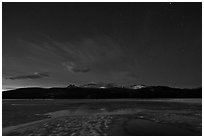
[2,85,202,99]
[66,84,79,88]
[80,82,119,89]
[129,84,146,89]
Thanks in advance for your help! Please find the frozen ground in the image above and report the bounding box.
[2,99,202,136]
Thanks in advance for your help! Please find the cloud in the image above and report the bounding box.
[17,36,130,75]
[5,72,49,80]
[62,62,90,73]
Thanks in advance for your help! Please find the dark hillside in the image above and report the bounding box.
[2,86,202,99]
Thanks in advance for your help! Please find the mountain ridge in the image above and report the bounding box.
[2,85,202,99]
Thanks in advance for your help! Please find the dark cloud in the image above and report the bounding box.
[62,62,90,73]
[5,72,49,80]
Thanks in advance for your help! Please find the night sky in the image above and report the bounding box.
[2,2,202,90]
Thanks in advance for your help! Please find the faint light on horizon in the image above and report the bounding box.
[2,85,41,91]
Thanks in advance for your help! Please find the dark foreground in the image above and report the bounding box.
[2,99,202,136]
